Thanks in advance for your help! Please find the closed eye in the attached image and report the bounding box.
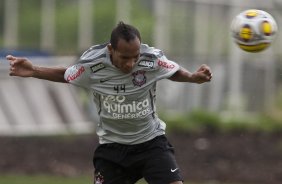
[121,54,140,62]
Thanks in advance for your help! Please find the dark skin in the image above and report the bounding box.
[6,37,212,184]
[107,37,141,74]
[6,55,67,82]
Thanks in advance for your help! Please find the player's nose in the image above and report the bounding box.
[125,60,135,70]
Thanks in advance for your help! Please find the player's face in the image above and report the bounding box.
[108,37,140,74]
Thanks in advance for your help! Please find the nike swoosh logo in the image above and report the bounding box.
[100,79,111,83]
[171,168,178,172]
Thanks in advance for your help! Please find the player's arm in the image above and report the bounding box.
[6,55,67,83]
[169,64,212,84]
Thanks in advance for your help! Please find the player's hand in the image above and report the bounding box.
[6,55,35,77]
[192,64,212,83]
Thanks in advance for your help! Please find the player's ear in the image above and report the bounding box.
[107,44,113,55]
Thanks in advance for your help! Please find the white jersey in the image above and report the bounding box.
[64,43,180,144]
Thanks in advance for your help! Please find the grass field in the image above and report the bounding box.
[0,174,243,184]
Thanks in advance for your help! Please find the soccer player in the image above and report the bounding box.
[6,22,212,184]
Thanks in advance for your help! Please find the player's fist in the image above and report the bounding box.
[193,64,212,83]
[6,55,35,77]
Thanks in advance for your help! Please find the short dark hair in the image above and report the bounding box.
[110,21,141,49]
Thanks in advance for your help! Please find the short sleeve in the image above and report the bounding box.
[154,55,180,80]
[64,64,91,89]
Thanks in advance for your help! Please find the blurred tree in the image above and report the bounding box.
[19,0,41,49]
[56,0,79,54]
[0,0,154,54]
[0,0,4,45]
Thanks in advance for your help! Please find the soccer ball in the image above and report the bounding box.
[230,9,278,52]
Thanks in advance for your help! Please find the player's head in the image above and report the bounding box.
[110,21,141,49]
[108,21,141,74]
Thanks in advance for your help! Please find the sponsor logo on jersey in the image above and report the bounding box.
[101,95,151,119]
[66,66,85,82]
[132,70,146,87]
[91,63,105,73]
[138,60,154,68]
[158,59,175,69]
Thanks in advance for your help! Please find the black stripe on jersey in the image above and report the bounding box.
[90,42,109,50]
[77,42,108,64]
[97,92,102,115]
[80,43,107,57]
[140,51,164,59]
[78,53,107,64]
[140,53,157,59]
[149,88,156,119]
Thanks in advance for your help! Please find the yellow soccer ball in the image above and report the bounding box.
[230,9,278,52]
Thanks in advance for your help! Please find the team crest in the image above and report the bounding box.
[94,172,104,184]
[132,70,146,87]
